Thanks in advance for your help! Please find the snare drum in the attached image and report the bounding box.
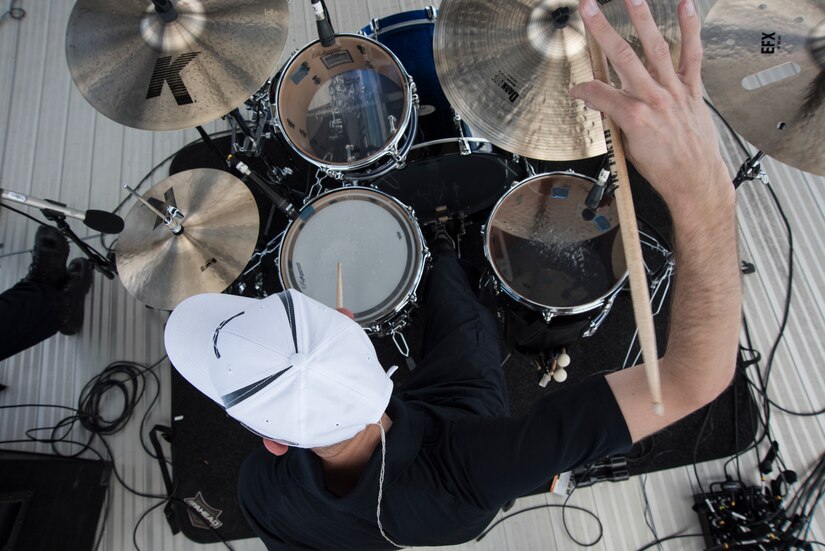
[278,187,428,336]
[483,171,627,352]
[272,35,417,181]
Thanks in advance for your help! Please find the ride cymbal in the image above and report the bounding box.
[433,0,681,161]
[116,169,259,310]
[66,0,289,131]
[702,0,825,177]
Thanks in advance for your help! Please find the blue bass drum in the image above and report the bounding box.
[361,7,453,141]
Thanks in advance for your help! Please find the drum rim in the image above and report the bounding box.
[272,34,417,174]
[361,6,438,37]
[483,170,629,316]
[277,186,429,331]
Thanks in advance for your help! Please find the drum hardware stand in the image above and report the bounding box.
[195,125,230,168]
[41,212,117,280]
[452,111,472,156]
[228,106,269,156]
[306,169,329,202]
[123,184,184,234]
[733,150,770,188]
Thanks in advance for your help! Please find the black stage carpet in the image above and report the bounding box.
[164,138,756,543]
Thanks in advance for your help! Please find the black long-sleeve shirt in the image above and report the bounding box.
[238,376,631,550]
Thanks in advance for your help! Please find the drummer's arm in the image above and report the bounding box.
[571,0,741,442]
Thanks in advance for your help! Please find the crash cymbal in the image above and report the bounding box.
[66,0,289,131]
[433,0,681,161]
[116,169,259,310]
[702,0,825,177]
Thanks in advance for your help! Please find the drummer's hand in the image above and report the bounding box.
[336,307,355,320]
[570,0,733,219]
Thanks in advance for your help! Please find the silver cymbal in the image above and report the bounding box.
[65,0,289,131]
[116,169,260,310]
[702,0,825,177]
[433,0,681,161]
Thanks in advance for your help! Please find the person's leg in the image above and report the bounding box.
[0,280,61,361]
[397,248,508,416]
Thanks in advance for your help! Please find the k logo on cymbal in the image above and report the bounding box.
[146,52,201,105]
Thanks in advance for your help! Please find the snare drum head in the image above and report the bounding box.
[485,172,626,312]
[280,188,424,327]
[276,35,411,168]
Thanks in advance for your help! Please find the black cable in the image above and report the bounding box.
[0,202,46,225]
[691,402,716,496]
[561,484,604,547]
[639,474,663,551]
[0,0,25,22]
[475,502,604,545]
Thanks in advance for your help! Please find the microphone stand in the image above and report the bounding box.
[41,210,117,280]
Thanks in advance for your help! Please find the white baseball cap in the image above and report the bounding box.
[164,289,394,448]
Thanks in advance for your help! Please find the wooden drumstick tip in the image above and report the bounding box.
[336,261,343,309]
[652,402,665,417]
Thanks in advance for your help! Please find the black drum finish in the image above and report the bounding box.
[371,140,526,223]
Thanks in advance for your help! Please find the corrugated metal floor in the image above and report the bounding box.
[0,0,822,549]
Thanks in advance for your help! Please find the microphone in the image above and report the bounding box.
[231,159,298,220]
[581,169,612,221]
[1,188,125,234]
[311,0,336,47]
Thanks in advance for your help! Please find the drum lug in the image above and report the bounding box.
[583,292,619,337]
[370,17,381,33]
[389,145,406,170]
[425,6,437,21]
[459,138,472,156]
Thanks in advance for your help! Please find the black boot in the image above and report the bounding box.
[59,258,93,335]
[24,226,69,287]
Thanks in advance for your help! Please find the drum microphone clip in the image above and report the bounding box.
[582,169,612,221]
[311,0,336,47]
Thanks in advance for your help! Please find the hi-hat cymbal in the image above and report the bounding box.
[702,0,825,177]
[433,0,681,161]
[116,169,259,310]
[66,0,289,131]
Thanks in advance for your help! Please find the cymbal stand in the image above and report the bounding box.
[41,211,116,280]
[193,125,230,168]
[733,150,770,188]
[122,184,184,234]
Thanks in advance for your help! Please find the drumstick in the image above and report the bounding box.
[585,34,664,416]
[336,261,343,309]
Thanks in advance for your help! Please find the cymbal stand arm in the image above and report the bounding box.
[195,125,229,168]
[42,212,116,280]
[122,184,183,234]
[733,150,768,188]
